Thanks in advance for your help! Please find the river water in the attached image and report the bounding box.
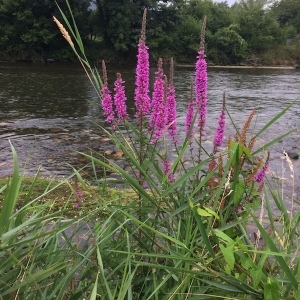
[1,63,300,205]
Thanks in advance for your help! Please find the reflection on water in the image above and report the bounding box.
[1,63,300,188]
[0,63,95,118]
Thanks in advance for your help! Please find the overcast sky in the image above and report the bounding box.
[214,0,238,6]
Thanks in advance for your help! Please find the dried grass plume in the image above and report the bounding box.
[53,16,74,48]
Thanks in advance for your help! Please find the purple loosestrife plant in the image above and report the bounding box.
[132,8,151,195]
[134,9,151,119]
[195,17,207,135]
[149,58,166,143]
[163,159,174,184]
[185,100,195,140]
[186,81,195,140]
[114,73,129,123]
[255,153,270,184]
[74,190,83,209]
[101,61,115,124]
[213,94,226,153]
[166,58,178,142]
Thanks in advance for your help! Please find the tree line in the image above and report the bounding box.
[0,0,299,65]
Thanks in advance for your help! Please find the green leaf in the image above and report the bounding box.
[252,129,296,156]
[191,206,215,258]
[0,183,7,193]
[214,229,234,244]
[220,243,235,272]
[225,263,232,274]
[264,277,280,300]
[2,262,68,296]
[197,207,212,217]
[162,156,211,198]
[250,268,263,289]
[203,206,220,219]
[254,99,297,139]
[90,273,99,300]
[229,142,243,165]
[120,210,188,250]
[232,180,246,206]
[241,258,254,271]
[293,288,300,300]
[251,214,298,289]
[0,142,22,236]
[243,146,252,159]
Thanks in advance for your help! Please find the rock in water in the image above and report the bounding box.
[286,151,299,160]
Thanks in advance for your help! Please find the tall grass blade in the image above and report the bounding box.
[254,99,298,138]
[90,273,99,300]
[1,262,69,296]
[252,129,296,155]
[251,213,298,289]
[0,142,22,236]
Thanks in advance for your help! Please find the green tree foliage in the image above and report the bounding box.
[94,0,154,59]
[272,0,300,63]
[175,0,242,63]
[147,3,182,60]
[272,0,300,33]
[93,0,185,61]
[209,25,248,64]
[0,0,298,64]
[233,0,283,53]
[0,0,91,61]
[172,15,202,61]
[184,0,233,35]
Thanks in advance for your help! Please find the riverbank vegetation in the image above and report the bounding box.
[0,175,139,218]
[0,0,300,65]
[1,145,299,299]
[1,3,300,299]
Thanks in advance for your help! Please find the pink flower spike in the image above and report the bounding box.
[101,60,115,123]
[74,203,81,209]
[134,9,151,118]
[185,100,194,140]
[101,86,114,123]
[166,85,177,140]
[195,17,207,135]
[166,58,177,141]
[114,73,129,123]
[163,159,174,183]
[213,97,226,153]
[149,58,166,143]
[76,190,83,198]
[195,50,208,135]
[74,190,83,209]
[255,154,270,184]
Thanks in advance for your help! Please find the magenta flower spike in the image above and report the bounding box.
[166,58,177,141]
[101,61,115,123]
[255,153,270,184]
[134,9,151,118]
[195,17,207,135]
[74,190,83,209]
[102,86,114,123]
[149,58,166,143]
[213,95,226,153]
[166,85,177,140]
[76,190,83,198]
[163,159,174,183]
[185,99,194,140]
[114,73,129,123]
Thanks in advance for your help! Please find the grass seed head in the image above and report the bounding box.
[240,108,256,146]
[53,16,74,48]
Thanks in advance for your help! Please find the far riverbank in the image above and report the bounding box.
[176,64,298,70]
